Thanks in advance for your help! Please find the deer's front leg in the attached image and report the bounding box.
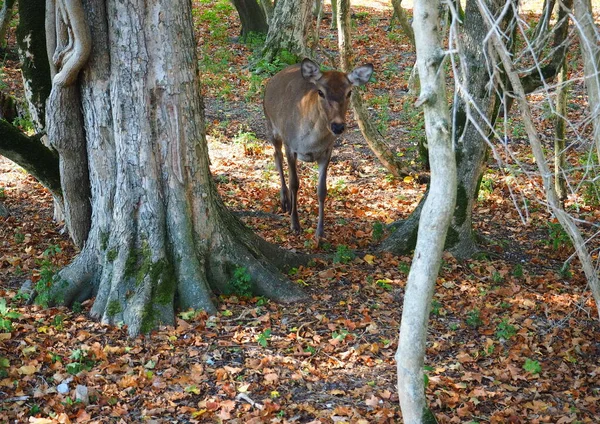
[315,149,332,245]
[272,139,290,213]
[286,150,301,233]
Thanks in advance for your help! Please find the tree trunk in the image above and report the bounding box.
[231,0,268,41]
[554,59,568,202]
[573,0,600,160]
[396,0,456,421]
[258,0,312,63]
[391,0,415,45]
[44,0,307,337]
[0,119,62,197]
[45,0,92,249]
[258,0,273,25]
[337,0,410,178]
[480,0,600,321]
[380,0,506,259]
[17,0,52,131]
[0,0,15,47]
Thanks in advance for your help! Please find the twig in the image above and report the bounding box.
[1,395,30,403]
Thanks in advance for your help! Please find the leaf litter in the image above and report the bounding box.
[1,1,600,422]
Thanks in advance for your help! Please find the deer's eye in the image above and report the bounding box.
[317,90,325,98]
[347,91,352,98]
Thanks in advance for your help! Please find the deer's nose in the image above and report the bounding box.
[331,122,345,135]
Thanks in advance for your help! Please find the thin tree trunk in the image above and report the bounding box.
[480,0,600,320]
[396,0,456,422]
[337,0,410,178]
[391,0,415,45]
[573,0,600,160]
[0,0,15,47]
[532,0,556,54]
[17,0,52,131]
[555,59,568,202]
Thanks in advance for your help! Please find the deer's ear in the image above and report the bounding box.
[301,58,323,83]
[348,64,374,86]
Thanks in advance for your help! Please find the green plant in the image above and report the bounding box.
[523,358,542,374]
[398,262,410,275]
[492,271,503,284]
[233,130,263,156]
[52,314,65,330]
[478,175,494,201]
[333,245,355,264]
[376,279,393,291]
[331,329,350,342]
[582,180,600,206]
[430,299,442,316]
[0,298,21,332]
[252,50,299,76]
[372,221,384,241]
[495,319,517,340]
[559,262,572,279]
[14,230,25,244]
[546,222,571,251]
[465,309,483,328]
[66,348,96,375]
[35,245,64,307]
[229,266,253,297]
[257,328,272,347]
[512,264,524,279]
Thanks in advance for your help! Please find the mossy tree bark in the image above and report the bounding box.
[258,0,312,63]
[45,0,307,337]
[380,0,508,259]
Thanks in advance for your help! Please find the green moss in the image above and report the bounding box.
[153,259,175,305]
[444,226,459,250]
[454,184,468,227]
[100,232,110,251]
[106,300,122,317]
[106,249,118,262]
[454,145,464,169]
[406,224,419,251]
[139,305,156,335]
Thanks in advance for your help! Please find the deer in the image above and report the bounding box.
[263,58,373,246]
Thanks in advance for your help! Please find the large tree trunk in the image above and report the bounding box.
[380,0,506,259]
[231,0,268,41]
[258,0,312,63]
[396,0,456,421]
[44,0,307,337]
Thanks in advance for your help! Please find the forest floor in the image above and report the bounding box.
[1,1,600,423]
